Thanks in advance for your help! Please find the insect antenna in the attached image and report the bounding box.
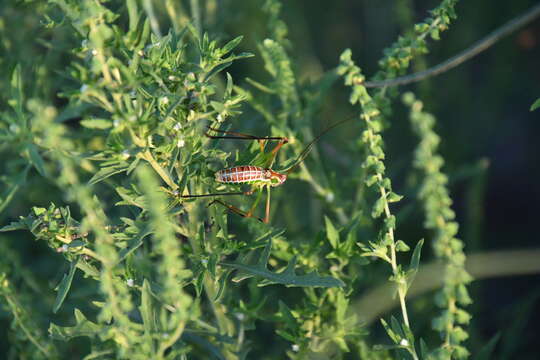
[284,114,358,174]
[180,191,247,198]
[205,126,284,141]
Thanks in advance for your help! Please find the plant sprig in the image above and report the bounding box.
[405,92,472,359]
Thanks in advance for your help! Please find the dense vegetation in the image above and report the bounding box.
[1,1,539,359]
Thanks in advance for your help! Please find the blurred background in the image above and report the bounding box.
[1,0,539,358]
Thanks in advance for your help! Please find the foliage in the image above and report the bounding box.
[0,0,537,359]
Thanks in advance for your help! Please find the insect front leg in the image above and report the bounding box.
[264,184,272,224]
[207,188,265,223]
[246,187,264,218]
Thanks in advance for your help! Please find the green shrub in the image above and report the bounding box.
[1,0,538,359]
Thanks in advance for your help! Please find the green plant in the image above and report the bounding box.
[1,0,539,359]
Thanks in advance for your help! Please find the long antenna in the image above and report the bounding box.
[285,113,358,174]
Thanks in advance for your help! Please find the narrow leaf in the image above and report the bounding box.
[473,333,500,360]
[324,216,340,249]
[530,98,540,111]
[409,239,423,270]
[88,164,128,185]
[0,221,26,232]
[140,279,156,335]
[27,144,47,177]
[221,240,343,288]
[49,308,102,340]
[221,35,243,55]
[53,258,78,313]
[80,118,112,129]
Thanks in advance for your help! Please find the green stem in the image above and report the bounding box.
[4,293,50,357]
[141,150,178,190]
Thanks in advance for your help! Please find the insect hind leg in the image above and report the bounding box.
[208,199,265,223]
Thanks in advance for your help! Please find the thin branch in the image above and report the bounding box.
[352,248,540,325]
[363,3,540,88]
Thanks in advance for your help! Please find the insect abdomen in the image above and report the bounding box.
[215,166,266,184]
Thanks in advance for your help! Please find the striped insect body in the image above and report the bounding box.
[215,165,287,187]
[182,116,355,223]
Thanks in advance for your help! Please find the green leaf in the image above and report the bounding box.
[395,240,410,252]
[222,240,344,288]
[473,333,500,360]
[531,98,540,111]
[0,165,29,215]
[221,35,243,55]
[381,318,400,343]
[140,279,156,335]
[387,191,403,203]
[53,258,78,313]
[182,333,227,360]
[225,72,234,98]
[277,301,296,327]
[324,216,340,249]
[409,239,423,271]
[27,144,47,177]
[213,271,229,302]
[390,315,405,340]
[0,220,26,232]
[406,239,424,289]
[88,164,129,185]
[371,197,385,218]
[49,309,102,340]
[419,338,430,359]
[118,225,153,261]
[204,61,233,81]
[80,118,113,129]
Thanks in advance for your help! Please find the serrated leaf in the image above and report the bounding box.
[53,258,78,313]
[221,240,344,288]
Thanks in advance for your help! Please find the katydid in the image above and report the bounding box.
[182,117,355,223]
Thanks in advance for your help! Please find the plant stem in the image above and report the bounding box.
[377,174,411,328]
[3,294,50,357]
[364,3,540,88]
[190,0,202,36]
[140,150,178,190]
